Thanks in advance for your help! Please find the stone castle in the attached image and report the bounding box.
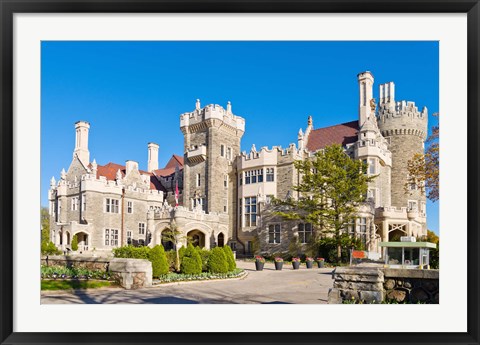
[48,71,428,255]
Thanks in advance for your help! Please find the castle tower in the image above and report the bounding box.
[74,121,90,166]
[354,72,393,209]
[147,142,159,172]
[357,71,375,127]
[376,82,428,214]
[180,100,245,217]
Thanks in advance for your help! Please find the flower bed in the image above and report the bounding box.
[41,265,113,280]
[153,268,245,284]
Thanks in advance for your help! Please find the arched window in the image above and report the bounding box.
[218,233,225,247]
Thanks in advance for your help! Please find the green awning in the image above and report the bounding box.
[379,241,437,249]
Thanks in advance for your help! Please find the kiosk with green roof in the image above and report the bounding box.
[379,237,437,269]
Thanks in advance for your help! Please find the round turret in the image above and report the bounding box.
[377,93,428,213]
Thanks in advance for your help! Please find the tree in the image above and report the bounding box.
[41,207,61,255]
[180,244,202,274]
[405,113,439,202]
[223,245,236,271]
[150,245,169,277]
[71,235,79,251]
[273,144,376,261]
[161,221,186,272]
[207,247,229,273]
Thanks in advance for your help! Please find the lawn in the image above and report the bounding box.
[41,279,118,291]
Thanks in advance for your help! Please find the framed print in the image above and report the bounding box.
[0,1,479,345]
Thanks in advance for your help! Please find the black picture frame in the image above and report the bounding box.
[1,1,479,344]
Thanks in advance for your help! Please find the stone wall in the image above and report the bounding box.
[328,266,439,304]
[41,255,152,290]
[41,255,111,271]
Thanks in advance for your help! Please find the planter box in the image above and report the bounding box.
[255,261,264,271]
[292,261,300,270]
[274,262,283,270]
[317,261,325,268]
[306,261,313,269]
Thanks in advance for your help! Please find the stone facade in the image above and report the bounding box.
[48,71,428,257]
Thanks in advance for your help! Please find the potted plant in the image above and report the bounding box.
[305,257,314,269]
[274,257,284,270]
[255,256,265,271]
[316,257,325,268]
[292,257,301,270]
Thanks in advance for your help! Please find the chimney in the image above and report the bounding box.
[379,81,395,109]
[357,71,374,127]
[74,121,90,166]
[125,160,138,175]
[147,142,159,172]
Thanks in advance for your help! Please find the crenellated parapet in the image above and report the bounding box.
[237,143,303,170]
[377,99,428,140]
[180,100,245,135]
[50,173,163,201]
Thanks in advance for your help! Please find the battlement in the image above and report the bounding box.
[51,173,164,200]
[152,205,228,223]
[375,206,426,220]
[180,100,245,132]
[237,143,302,170]
[377,99,428,140]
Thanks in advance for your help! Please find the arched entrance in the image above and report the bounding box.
[66,232,71,246]
[75,232,89,251]
[187,230,205,248]
[217,233,225,247]
[161,229,175,251]
[58,230,63,245]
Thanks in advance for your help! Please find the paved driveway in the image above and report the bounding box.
[41,261,334,304]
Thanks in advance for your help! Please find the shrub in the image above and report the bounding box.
[112,245,151,259]
[223,246,236,271]
[150,245,169,277]
[195,246,211,272]
[71,235,78,251]
[207,247,229,273]
[180,244,202,275]
[42,241,61,255]
[178,246,187,263]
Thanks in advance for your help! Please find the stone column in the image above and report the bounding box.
[382,221,388,242]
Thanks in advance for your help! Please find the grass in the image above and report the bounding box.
[41,279,118,291]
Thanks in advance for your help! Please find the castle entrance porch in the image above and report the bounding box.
[74,231,89,252]
[187,230,205,248]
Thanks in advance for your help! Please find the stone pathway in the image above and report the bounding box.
[41,261,334,304]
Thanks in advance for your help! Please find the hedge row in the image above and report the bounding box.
[113,244,236,276]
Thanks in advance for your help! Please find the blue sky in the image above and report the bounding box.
[41,41,439,233]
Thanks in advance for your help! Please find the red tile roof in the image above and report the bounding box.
[306,120,359,152]
[94,162,164,191]
[165,154,184,169]
[155,155,184,177]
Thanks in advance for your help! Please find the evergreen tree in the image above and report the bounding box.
[71,235,79,251]
[207,247,229,273]
[180,244,202,274]
[150,245,169,277]
[273,144,376,261]
[223,245,236,271]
